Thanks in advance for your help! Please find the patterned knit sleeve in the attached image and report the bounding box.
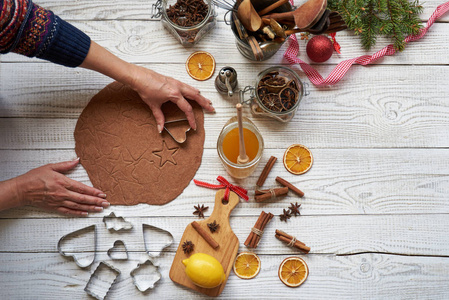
[0,0,91,67]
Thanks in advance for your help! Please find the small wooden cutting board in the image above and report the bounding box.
[169,189,240,297]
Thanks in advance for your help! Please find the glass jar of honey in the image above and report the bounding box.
[217,116,264,179]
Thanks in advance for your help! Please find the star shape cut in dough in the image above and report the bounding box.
[153,141,178,168]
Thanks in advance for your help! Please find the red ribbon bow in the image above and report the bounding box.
[193,176,249,201]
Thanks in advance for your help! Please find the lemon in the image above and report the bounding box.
[182,253,226,288]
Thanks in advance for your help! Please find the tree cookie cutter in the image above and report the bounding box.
[130,260,162,292]
[107,240,129,260]
[103,212,133,232]
[163,118,191,143]
[142,224,174,258]
[84,261,120,300]
[57,224,97,268]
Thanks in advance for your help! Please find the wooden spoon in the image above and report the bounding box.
[236,103,249,164]
[265,0,327,30]
[257,0,289,16]
[237,0,262,32]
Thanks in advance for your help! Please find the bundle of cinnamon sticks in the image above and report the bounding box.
[254,156,305,202]
[254,187,288,202]
[244,211,274,248]
[275,229,310,253]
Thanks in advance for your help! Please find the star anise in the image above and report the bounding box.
[289,202,301,216]
[182,240,194,254]
[193,204,208,218]
[207,220,220,233]
[280,209,292,222]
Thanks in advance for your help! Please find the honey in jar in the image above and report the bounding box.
[217,117,264,179]
[222,127,259,164]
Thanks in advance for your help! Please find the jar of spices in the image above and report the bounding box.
[239,66,308,122]
[153,0,216,46]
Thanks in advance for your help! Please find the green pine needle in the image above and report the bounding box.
[328,0,423,50]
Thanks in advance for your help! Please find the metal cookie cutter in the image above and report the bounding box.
[103,212,133,232]
[57,224,97,268]
[215,66,238,97]
[84,261,120,300]
[107,240,129,261]
[130,260,162,292]
[142,224,174,258]
[163,118,191,143]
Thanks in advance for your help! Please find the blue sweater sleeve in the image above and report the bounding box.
[1,0,91,67]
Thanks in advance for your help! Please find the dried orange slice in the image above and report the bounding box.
[278,257,309,287]
[283,144,313,175]
[185,51,216,81]
[233,252,261,279]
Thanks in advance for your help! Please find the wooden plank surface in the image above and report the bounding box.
[1,214,449,255]
[1,253,448,299]
[1,0,449,298]
[0,148,448,218]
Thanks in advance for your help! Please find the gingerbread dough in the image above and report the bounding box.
[74,82,205,205]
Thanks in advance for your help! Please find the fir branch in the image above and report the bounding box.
[328,0,423,50]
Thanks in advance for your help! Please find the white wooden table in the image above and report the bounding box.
[1,0,449,298]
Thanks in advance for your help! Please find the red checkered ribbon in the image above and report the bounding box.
[284,1,449,86]
[193,176,249,201]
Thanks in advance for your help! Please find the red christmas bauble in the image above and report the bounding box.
[306,35,334,63]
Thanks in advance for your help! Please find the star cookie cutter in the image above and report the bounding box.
[57,225,97,268]
[163,118,191,143]
[103,212,133,232]
[142,224,174,258]
[130,260,162,292]
[107,240,129,260]
[84,261,120,300]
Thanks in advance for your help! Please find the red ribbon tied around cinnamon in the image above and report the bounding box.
[193,176,249,201]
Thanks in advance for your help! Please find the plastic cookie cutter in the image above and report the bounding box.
[57,224,97,268]
[163,118,191,143]
[130,260,162,292]
[107,240,129,261]
[103,212,133,232]
[142,224,174,258]
[84,261,120,300]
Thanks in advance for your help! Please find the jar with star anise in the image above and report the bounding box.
[154,0,216,46]
[239,66,307,122]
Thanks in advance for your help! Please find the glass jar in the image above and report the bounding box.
[156,0,216,46]
[240,66,307,122]
[217,116,264,179]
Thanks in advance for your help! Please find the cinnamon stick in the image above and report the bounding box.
[275,176,305,197]
[255,187,288,202]
[244,211,274,248]
[191,221,219,249]
[275,229,310,253]
[256,156,277,187]
[254,212,273,247]
[244,211,266,247]
[255,187,288,196]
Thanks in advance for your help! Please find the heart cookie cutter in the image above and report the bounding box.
[163,118,191,143]
[57,224,97,268]
[142,224,174,258]
[107,240,129,260]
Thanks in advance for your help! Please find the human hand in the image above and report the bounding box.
[13,158,110,216]
[129,65,215,133]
